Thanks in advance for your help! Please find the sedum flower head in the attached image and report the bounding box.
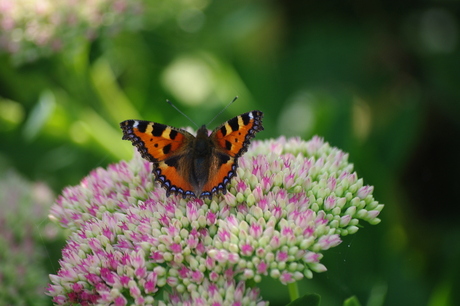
[48,136,383,305]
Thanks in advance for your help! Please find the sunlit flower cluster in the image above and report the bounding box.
[0,0,142,63]
[48,136,383,305]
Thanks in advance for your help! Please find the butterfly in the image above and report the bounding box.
[120,110,264,199]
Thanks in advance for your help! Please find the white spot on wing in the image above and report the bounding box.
[133,121,139,128]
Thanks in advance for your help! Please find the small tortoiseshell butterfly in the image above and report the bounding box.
[120,110,263,199]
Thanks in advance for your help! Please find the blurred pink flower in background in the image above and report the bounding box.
[0,0,142,63]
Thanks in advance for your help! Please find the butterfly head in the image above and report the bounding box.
[196,125,210,137]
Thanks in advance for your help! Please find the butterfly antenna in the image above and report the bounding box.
[206,96,238,126]
[166,99,198,128]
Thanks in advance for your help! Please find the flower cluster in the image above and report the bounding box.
[0,170,57,306]
[0,0,142,64]
[48,136,383,305]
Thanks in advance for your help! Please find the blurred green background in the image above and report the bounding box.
[1,0,459,305]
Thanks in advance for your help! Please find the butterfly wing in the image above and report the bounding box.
[200,110,264,197]
[120,120,197,197]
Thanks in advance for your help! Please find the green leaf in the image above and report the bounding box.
[287,293,321,306]
[343,295,362,306]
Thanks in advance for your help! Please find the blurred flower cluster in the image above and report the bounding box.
[0,170,58,306]
[0,0,143,64]
[47,136,383,305]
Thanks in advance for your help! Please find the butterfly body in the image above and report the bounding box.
[120,110,263,199]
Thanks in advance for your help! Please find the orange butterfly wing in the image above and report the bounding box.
[201,110,264,195]
[120,120,195,195]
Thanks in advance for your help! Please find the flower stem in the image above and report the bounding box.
[288,282,299,301]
